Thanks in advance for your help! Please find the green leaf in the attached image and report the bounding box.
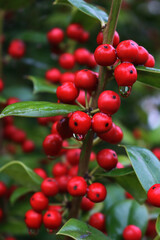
[156,215,160,236]
[27,76,57,94]
[123,145,160,191]
[15,31,46,43]
[0,218,27,234]
[107,200,148,240]
[100,167,147,204]
[54,0,108,24]
[0,0,34,10]
[0,101,82,118]
[137,66,160,88]
[57,218,110,240]
[10,186,33,204]
[0,161,42,189]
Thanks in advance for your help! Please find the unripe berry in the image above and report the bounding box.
[69,111,91,135]
[59,53,75,69]
[30,192,49,212]
[67,176,87,196]
[94,44,117,66]
[56,82,79,103]
[123,225,142,240]
[98,90,121,115]
[97,149,118,171]
[75,69,98,91]
[43,134,62,156]
[87,183,107,202]
[116,40,138,62]
[114,63,137,86]
[47,28,64,45]
[92,112,112,133]
[45,68,61,83]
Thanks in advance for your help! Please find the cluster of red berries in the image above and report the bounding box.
[2,98,35,154]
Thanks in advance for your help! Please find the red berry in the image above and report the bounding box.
[45,68,61,83]
[96,32,103,45]
[11,129,26,143]
[81,196,95,211]
[43,210,62,230]
[144,54,155,67]
[74,48,90,65]
[41,178,59,197]
[7,97,19,105]
[66,23,83,41]
[146,220,156,238]
[48,205,62,213]
[43,134,62,156]
[8,39,26,59]
[0,208,3,221]
[67,176,87,196]
[0,181,7,197]
[34,168,47,179]
[22,139,35,153]
[59,53,75,70]
[60,72,75,84]
[98,90,121,115]
[87,53,97,68]
[99,123,123,144]
[56,82,79,103]
[123,225,142,240]
[66,148,81,166]
[3,116,14,126]
[94,44,117,66]
[30,192,49,212]
[57,117,73,139]
[147,184,160,207]
[113,31,120,47]
[134,46,149,65]
[125,192,133,199]
[56,175,70,193]
[97,149,118,171]
[69,111,91,135]
[5,238,16,240]
[87,183,107,202]
[114,63,137,86]
[116,162,124,168]
[116,40,138,62]
[0,78,4,92]
[47,28,64,45]
[76,90,90,107]
[90,151,96,161]
[79,31,90,43]
[92,112,112,133]
[75,69,98,91]
[89,212,106,231]
[52,162,68,177]
[68,165,78,177]
[152,148,160,160]
[25,209,42,229]
[51,121,59,134]
[3,125,17,140]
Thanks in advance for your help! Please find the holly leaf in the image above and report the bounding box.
[107,199,148,240]
[27,76,57,94]
[57,218,110,240]
[137,66,160,88]
[10,186,33,204]
[0,101,82,118]
[53,0,108,24]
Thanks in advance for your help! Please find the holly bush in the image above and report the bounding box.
[0,0,160,240]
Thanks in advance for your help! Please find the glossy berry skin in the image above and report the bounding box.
[81,196,95,211]
[43,134,62,156]
[56,175,70,193]
[152,148,160,160]
[48,205,62,213]
[67,176,87,196]
[45,68,61,83]
[41,178,59,197]
[89,212,106,231]
[74,48,90,65]
[87,183,107,202]
[43,210,62,230]
[123,225,142,240]
[147,184,160,207]
[75,69,98,91]
[30,192,49,212]
[60,72,75,84]
[116,40,138,62]
[114,63,137,86]
[47,28,64,45]
[92,112,112,133]
[66,23,83,41]
[22,139,35,153]
[97,149,118,171]
[69,111,91,135]
[56,82,79,103]
[0,78,4,92]
[66,148,81,166]
[98,90,121,115]
[99,123,123,144]
[144,54,155,67]
[51,122,58,134]
[52,162,68,177]
[59,53,75,70]
[96,31,120,47]
[94,44,117,66]
[134,46,149,65]
[76,90,90,107]
[87,54,97,68]
[8,39,26,59]
[34,168,47,179]
[0,181,7,197]
[25,209,43,229]
[7,97,19,105]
